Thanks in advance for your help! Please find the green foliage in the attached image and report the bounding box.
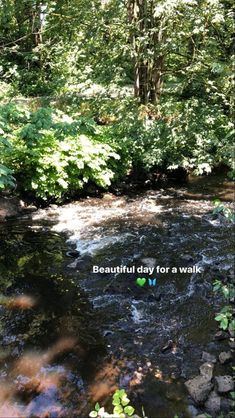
[0,0,234,197]
[105,98,233,174]
[89,389,135,418]
[0,117,15,190]
[213,199,235,222]
[0,163,15,190]
[0,104,121,200]
[215,305,233,331]
[213,276,235,331]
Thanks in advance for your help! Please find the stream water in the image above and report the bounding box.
[0,175,234,418]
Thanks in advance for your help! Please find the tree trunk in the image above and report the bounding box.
[128,0,164,104]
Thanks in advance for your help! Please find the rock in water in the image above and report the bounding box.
[205,391,221,415]
[66,250,80,258]
[180,254,194,262]
[199,363,214,380]
[161,340,174,353]
[219,351,232,364]
[215,376,234,393]
[185,376,213,404]
[201,351,216,364]
[214,331,227,340]
[228,338,235,349]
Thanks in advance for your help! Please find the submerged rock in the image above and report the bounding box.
[187,404,198,417]
[185,375,213,404]
[180,254,194,262]
[201,351,216,364]
[215,376,234,393]
[205,390,221,415]
[66,250,80,258]
[220,397,234,412]
[161,340,174,353]
[214,331,228,341]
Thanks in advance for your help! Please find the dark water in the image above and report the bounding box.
[0,176,234,418]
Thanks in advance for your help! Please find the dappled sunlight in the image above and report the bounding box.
[0,294,36,310]
[154,368,163,380]
[0,336,79,417]
[0,382,22,418]
[0,401,22,418]
[13,337,78,378]
[13,352,47,378]
[88,358,122,402]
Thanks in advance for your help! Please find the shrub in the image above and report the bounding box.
[0,104,120,200]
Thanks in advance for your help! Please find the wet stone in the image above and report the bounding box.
[187,404,199,417]
[161,340,174,353]
[201,351,216,364]
[185,376,213,404]
[229,328,235,338]
[180,254,194,262]
[215,376,234,393]
[221,397,234,412]
[219,351,232,364]
[204,391,221,415]
[228,338,235,349]
[66,250,80,258]
[199,363,214,380]
[214,331,228,341]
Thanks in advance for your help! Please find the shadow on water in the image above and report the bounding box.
[0,175,234,417]
[0,224,106,417]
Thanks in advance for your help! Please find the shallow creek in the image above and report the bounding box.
[0,176,234,418]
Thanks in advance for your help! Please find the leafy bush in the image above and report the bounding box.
[213,199,235,223]
[105,98,234,175]
[0,133,15,190]
[212,201,235,332]
[0,98,233,200]
[0,104,121,200]
[0,163,15,190]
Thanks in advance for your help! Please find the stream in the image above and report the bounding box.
[0,175,234,418]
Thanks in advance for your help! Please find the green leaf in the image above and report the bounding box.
[124,405,135,416]
[89,411,98,417]
[121,395,130,406]
[118,389,125,397]
[220,318,228,330]
[113,405,124,414]
[95,403,100,411]
[222,286,230,298]
[215,314,223,321]
[230,391,235,400]
[229,319,235,332]
[112,397,121,406]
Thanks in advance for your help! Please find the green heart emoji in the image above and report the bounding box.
[136,277,146,287]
